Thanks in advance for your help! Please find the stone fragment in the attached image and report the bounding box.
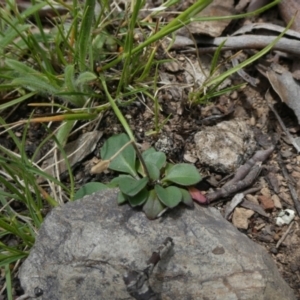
[232,207,255,229]
[279,190,293,205]
[183,152,197,163]
[260,187,271,197]
[155,134,173,154]
[281,149,293,158]
[267,172,280,193]
[291,170,300,179]
[272,194,283,209]
[194,119,256,173]
[19,189,296,300]
[245,194,259,204]
[258,195,275,211]
[256,234,274,243]
[273,233,281,241]
[276,209,296,226]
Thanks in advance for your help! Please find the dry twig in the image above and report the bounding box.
[276,221,295,249]
[206,163,262,203]
[196,35,300,56]
[278,157,300,217]
[224,147,274,188]
[265,90,300,153]
[207,147,274,203]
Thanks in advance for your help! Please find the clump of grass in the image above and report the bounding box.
[0,0,283,297]
[0,118,72,298]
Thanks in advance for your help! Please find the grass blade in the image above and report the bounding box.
[5,264,12,300]
[77,0,96,71]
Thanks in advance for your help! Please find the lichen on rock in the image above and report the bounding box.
[195,119,257,173]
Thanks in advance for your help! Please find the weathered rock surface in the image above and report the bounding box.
[19,189,296,300]
[195,120,257,173]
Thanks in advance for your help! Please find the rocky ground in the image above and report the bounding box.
[1,0,300,299]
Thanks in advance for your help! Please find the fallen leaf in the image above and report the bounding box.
[90,159,110,174]
[278,0,300,32]
[271,194,282,209]
[41,131,103,177]
[188,187,208,204]
[178,0,235,37]
[241,199,269,218]
[266,63,300,125]
[224,193,244,220]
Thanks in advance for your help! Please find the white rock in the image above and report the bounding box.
[194,120,256,173]
[276,209,295,226]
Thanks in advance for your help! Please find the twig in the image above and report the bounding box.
[224,147,274,188]
[265,90,300,153]
[177,35,300,55]
[276,221,295,248]
[133,142,151,180]
[278,157,300,217]
[195,35,300,56]
[232,23,300,40]
[206,163,262,203]
[231,56,259,87]
[240,186,262,195]
[15,294,30,300]
[123,237,174,300]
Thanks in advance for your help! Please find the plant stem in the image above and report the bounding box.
[109,140,133,161]
[99,75,151,179]
[132,142,150,180]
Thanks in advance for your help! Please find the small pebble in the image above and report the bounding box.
[257,234,274,243]
[281,149,293,158]
[230,91,238,99]
[273,233,280,241]
[290,264,298,272]
[269,247,278,254]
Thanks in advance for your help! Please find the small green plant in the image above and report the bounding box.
[75,133,201,219]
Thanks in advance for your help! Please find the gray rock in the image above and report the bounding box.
[19,189,296,300]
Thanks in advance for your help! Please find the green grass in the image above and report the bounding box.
[0,0,284,297]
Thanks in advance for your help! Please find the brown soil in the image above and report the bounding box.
[1,1,300,299]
